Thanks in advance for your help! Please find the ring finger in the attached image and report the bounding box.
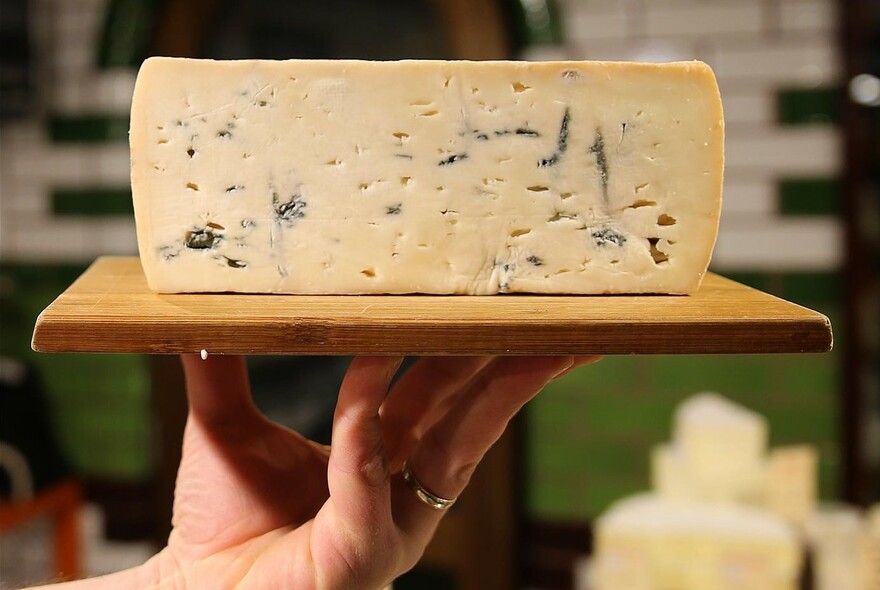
[393,356,576,534]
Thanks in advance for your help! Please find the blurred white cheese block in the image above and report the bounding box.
[130,57,723,294]
[806,504,878,590]
[650,444,692,501]
[765,445,818,529]
[594,493,801,590]
[673,392,768,502]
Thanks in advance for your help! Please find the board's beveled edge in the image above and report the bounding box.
[29,257,835,355]
[30,308,49,353]
[29,314,835,355]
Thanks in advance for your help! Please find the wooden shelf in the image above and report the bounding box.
[31,257,832,355]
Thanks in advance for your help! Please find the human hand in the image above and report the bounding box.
[45,354,600,589]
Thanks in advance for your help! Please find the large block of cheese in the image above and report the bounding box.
[130,57,723,294]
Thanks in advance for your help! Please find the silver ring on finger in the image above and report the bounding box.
[401,460,457,510]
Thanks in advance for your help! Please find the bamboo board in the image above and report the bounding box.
[31,257,832,355]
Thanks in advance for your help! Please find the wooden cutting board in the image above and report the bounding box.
[31,256,832,355]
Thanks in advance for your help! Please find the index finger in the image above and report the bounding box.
[180,354,258,426]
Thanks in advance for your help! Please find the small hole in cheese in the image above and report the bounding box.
[361,268,376,278]
[186,182,200,191]
[512,81,531,93]
[657,214,677,226]
[628,199,657,209]
[510,228,531,237]
[548,212,576,222]
[648,238,670,264]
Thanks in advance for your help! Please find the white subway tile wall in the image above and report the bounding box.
[0,0,134,262]
[779,0,836,33]
[0,0,842,276]
[94,145,134,184]
[713,217,843,270]
[91,71,138,113]
[12,218,90,261]
[718,179,776,217]
[564,6,629,41]
[718,89,774,126]
[725,128,840,174]
[98,219,139,255]
[4,139,84,186]
[712,39,837,85]
[561,0,841,274]
[644,2,765,38]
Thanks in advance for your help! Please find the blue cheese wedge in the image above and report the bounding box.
[130,57,724,294]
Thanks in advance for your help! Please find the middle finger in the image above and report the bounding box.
[380,356,494,471]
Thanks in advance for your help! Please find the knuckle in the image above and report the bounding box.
[357,446,390,490]
[451,460,480,490]
[420,427,451,461]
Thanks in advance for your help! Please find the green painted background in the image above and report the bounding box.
[526,273,840,519]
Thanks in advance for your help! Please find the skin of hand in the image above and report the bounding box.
[33,354,600,590]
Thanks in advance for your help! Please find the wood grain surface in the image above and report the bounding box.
[31,257,833,355]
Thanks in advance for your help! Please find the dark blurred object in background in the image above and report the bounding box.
[0,358,70,498]
[206,0,449,60]
[841,0,880,506]
[143,0,452,61]
[0,0,33,120]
